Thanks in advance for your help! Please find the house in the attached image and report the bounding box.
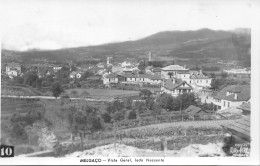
[189,72,212,89]
[112,66,124,73]
[161,65,189,79]
[103,73,119,86]
[237,103,250,116]
[70,71,82,79]
[7,69,18,78]
[96,62,106,68]
[37,66,49,78]
[121,61,133,68]
[176,70,191,82]
[6,63,21,75]
[53,66,62,72]
[152,67,162,75]
[161,79,193,97]
[221,116,250,145]
[70,71,77,79]
[149,74,163,84]
[45,68,55,76]
[76,72,82,79]
[183,105,212,115]
[213,85,250,110]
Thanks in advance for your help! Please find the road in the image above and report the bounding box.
[1,94,114,102]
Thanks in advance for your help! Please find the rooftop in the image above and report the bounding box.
[162,65,188,71]
[190,73,209,79]
[221,116,250,138]
[237,103,251,112]
[214,85,250,102]
[163,79,192,90]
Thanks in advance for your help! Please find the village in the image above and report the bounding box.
[1,50,252,158]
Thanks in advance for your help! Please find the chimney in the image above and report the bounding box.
[199,69,202,74]
[184,65,186,69]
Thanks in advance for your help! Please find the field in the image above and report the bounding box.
[65,88,140,98]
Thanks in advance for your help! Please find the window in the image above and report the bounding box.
[206,80,208,83]
[223,101,225,107]
[228,102,230,107]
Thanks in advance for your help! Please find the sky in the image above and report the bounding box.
[0,0,256,51]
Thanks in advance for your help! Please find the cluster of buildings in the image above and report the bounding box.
[3,57,250,112]
[103,63,212,97]
[3,62,62,79]
[223,68,251,75]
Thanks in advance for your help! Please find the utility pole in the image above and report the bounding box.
[180,99,183,121]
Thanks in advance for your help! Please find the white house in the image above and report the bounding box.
[213,85,250,110]
[161,65,189,79]
[53,66,62,72]
[161,79,193,97]
[6,63,21,76]
[189,73,212,89]
[76,73,82,79]
[70,71,82,79]
[7,69,18,78]
[121,61,133,68]
[103,73,119,86]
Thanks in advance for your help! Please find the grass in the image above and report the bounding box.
[65,88,140,98]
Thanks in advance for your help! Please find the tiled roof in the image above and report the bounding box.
[105,73,118,78]
[152,67,162,72]
[190,73,209,79]
[150,75,162,80]
[183,105,202,115]
[214,85,250,102]
[70,71,77,76]
[163,80,192,90]
[221,116,250,138]
[162,65,188,71]
[177,70,190,74]
[237,103,250,112]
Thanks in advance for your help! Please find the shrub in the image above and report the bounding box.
[128,110,137,120]
[102,112,111,123]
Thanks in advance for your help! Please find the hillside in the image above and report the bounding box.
[1,28,251,66]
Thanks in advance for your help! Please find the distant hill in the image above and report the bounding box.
[1,28,251,66]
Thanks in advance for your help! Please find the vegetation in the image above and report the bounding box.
[51,81,64,99]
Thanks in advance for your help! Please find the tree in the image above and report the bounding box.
[139,89,152,99]
[80,71,93,81]
[211,78,225,91]
[106,100,124,114]
[23,71,38,87]
[124,97,133,109]
[102,112,111,123]
[128,110,137,119]
[221,72,228,78]
[157,93,175,110]
[176,93,197,111]
[168,72,173,78]
[210,73,216,79]
[134,101,147,115]
[112,110,126,122]
[51,81,64,99]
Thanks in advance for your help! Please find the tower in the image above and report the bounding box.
[107,57,112,65]
[148,52,152,61]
